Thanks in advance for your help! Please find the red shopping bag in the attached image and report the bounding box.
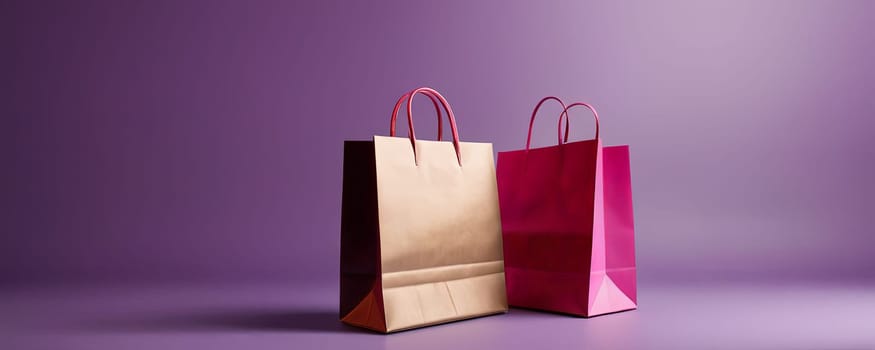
[496,97,637,317]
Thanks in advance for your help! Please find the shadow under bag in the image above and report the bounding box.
[497,98,637,317]
[340,87,507,333]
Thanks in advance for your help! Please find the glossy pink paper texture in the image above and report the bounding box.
[497,139,636,316]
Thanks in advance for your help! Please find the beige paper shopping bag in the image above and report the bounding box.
[339,87,507,333]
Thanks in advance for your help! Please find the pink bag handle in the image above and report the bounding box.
[390,90,444,141]
[525,96,568,151]
[558,102,600,142]
[389,87,462,165]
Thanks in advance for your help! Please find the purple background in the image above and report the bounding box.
[5,1,875,349]
[4,0,875,288]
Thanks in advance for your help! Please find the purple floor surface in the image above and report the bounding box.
[2,281,873,349]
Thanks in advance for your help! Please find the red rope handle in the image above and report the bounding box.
[390,90,443,141]
[558,102,600,142]
[388,87,461,165]
[525,96,568,151]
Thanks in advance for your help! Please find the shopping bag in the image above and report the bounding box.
[340,87,507,332]
[496,97,637,317]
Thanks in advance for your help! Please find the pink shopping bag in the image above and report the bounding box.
[496,97,637,317]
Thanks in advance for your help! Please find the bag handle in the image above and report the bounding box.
[389,87,462,166]
[526,96,569,151]
[390,90,444,141]
[558,102,600,142]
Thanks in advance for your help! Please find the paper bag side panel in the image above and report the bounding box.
[587,141,607,313]
[585,144,637,317]
[602,145,637,304]
[339,141,386,332]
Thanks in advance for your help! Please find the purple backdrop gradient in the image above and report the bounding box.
[4,0,875,287]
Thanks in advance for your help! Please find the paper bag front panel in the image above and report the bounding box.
[373,136,507,332]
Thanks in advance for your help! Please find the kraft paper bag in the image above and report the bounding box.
[497,97,637,317]
[340,87,507,333]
